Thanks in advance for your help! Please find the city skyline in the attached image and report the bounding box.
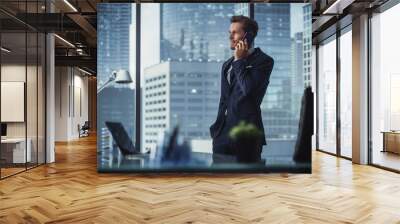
[98,3,308,86]
[98,3,311,154]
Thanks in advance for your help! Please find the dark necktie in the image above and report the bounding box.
[230,68,235,84]
[227,66,234,85]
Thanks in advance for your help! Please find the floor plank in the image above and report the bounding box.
[1,134,400,223]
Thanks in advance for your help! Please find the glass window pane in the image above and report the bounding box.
[141,3,238,153]
[37,32,45,165]
[312,45,317,150]
[27,31,38,168]
[255,4,310,160]
[1,31,28,177]
[98,3,312,171]
[371,4,400,171]
[25,0,42,169]
[339,29,352,158]
[97,4,136,164]
[318,36,337,154]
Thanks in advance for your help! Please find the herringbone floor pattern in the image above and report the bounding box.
[1,134,400,223]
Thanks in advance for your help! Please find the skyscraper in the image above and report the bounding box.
[98,4,132,86]
[160,3,235,62]
[97,4,135,153]
[253,4,297,143]
[141,3,238,152]
[158,3,305,152]
[303,4,312,87]
[142,61,221,152]
[291,32,304,120]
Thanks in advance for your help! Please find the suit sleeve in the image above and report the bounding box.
[210,64,227,137]
[231,57,274,97]
[217,64,227,115]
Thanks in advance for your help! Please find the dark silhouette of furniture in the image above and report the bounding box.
[292,86,314,164]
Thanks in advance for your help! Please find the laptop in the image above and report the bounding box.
[105,122,140,155]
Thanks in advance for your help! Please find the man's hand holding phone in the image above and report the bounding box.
[234,34,249,61]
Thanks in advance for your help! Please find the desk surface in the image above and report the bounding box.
[1,138,26,143]
[381,131,400,134]
[98,146,311,173]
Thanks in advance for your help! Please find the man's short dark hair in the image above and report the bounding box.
[230,15,258,37]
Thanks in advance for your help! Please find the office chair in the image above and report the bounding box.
[79,121,90,138]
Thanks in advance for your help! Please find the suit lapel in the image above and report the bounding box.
[221,57,234,90]
[222,48,260,92]
[223,57,234,79]
[229,48,260,89]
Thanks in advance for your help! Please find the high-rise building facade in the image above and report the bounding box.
[160,3,235,62]
[142,61,221,152]
[98,3,309,154]
[291,32,304,120]
[253,4,297,142]
[98,4,132,86]
[141,3,238,152]
[97,4,135,153]
[303,4,312,87]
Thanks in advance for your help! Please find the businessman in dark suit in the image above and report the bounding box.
[209,15,274,161]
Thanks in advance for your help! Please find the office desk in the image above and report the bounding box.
[97,146,311,173]
[1,138,31,164]
[382,131,400,154]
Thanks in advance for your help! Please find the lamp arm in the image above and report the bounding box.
[97,71,118,94]
[97,78,114,94]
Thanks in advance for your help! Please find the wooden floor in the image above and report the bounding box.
[372,150,400,171]
[1,167,26,178]
[1,135,400,223]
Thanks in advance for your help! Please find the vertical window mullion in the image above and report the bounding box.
[367,11,373,165]
[249,3,254,19]
[136,4,141,152]
[36,0,39,167]
[336,29,341,157]
[316,45,319,150]
[25,0,28,171]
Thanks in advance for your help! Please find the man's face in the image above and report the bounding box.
[229,22,246,50]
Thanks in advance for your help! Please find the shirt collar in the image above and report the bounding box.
[232,46,255,58]
[248,47,255,55]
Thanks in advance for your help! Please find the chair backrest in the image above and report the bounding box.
[292,86,314,163]
[82,121,90,129]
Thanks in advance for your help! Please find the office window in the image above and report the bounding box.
[339,28,352,158]
[141,3,238,153]
[312,46,317,150]
[371,4,400,171]
[254,3,311,158]
[97,3,312,172]
[97,4,136,158]
[317,36,337,154]
[140,3,310,156]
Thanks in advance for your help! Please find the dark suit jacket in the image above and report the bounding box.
[209,47,274,145]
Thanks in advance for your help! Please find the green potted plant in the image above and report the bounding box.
[229,121,263,163]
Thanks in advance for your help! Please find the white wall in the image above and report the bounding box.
[72,72,89,138]
[1,65,36,138]
[1,65,26,138]
[1,63,46,164]
[55,67,89,141]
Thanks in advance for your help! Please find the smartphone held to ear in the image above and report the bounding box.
[242,32,255,46]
